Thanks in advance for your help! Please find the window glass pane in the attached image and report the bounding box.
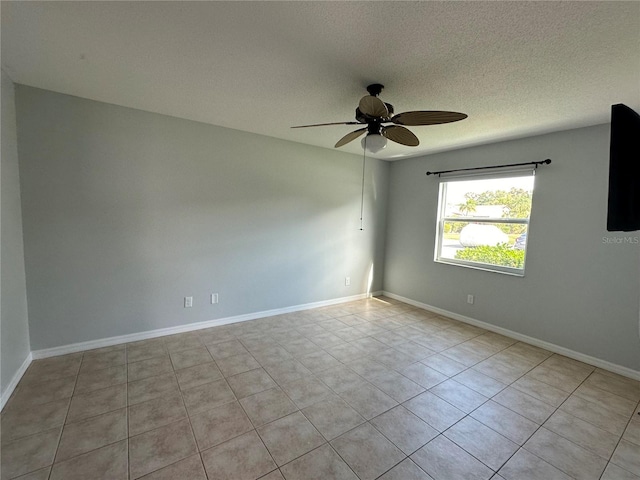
[436,174,534,274]
[441,222,528,269]
[443,176,534,219]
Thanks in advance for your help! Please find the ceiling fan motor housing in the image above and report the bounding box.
[366,121,383,135]
[366,83,384,96]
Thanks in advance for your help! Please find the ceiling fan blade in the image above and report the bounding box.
[358,95,389,118]
[334,128,367,148]
[383,125,420,147]
[390,111,467,126]
[291,121,363,128]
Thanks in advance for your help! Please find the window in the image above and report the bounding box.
[435,172,535,275]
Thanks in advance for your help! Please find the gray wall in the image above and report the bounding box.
[384,124,640,371]
[16,86,389,350]
[1,70,31,395]
[12,84,639,373]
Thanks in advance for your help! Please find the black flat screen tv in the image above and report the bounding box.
[607,103,640,232]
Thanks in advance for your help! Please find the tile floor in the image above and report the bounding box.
[2,297,639,480]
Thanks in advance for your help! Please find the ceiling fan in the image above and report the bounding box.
[292,84,468,153]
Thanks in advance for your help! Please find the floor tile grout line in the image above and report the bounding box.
[44,351,83,480]
[577,380,640,409]
[326,425,390,480]
[276,314,547,427]
[200,452,211,480]
[3,351,88,410]
[256,413,327,472]
[374,456,429,480]
[125,346,130,480]
[445,421,529,477]
[509,367,619,480]
[596,397,640,480]
[48,437,130,479]
[545,373,637,439]
[365,412,438,471]
[126,417,196,480]
[127,451,210,480]
[229,370,283,473]
[422,397,506,474]
[476,357,606,476]
[405,345,601,478]
[466,400,537,445]
[236,317,403,474]
[164,312,552,480]
[170,334,238,479]
[6,299,639,480]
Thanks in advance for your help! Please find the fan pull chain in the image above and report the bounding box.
[360,140,366,231]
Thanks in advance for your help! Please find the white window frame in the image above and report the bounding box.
[434,170,535,276]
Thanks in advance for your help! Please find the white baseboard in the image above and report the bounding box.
[383,291,640,381]
[1,352,33,411]
[31,291,382,360]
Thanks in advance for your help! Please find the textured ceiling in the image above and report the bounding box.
[2,1,639,160]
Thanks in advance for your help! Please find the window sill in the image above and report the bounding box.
[434,257,525,277]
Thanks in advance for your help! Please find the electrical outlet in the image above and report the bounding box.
[184,296,193,308]
[345,277,351,286]
[211,293,219,304]
[467,294,474,305]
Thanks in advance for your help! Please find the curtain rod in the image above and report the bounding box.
[426,159,551,177]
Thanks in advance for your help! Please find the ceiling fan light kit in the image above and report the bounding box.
[361,133,387,153]
[292,84,468,152]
